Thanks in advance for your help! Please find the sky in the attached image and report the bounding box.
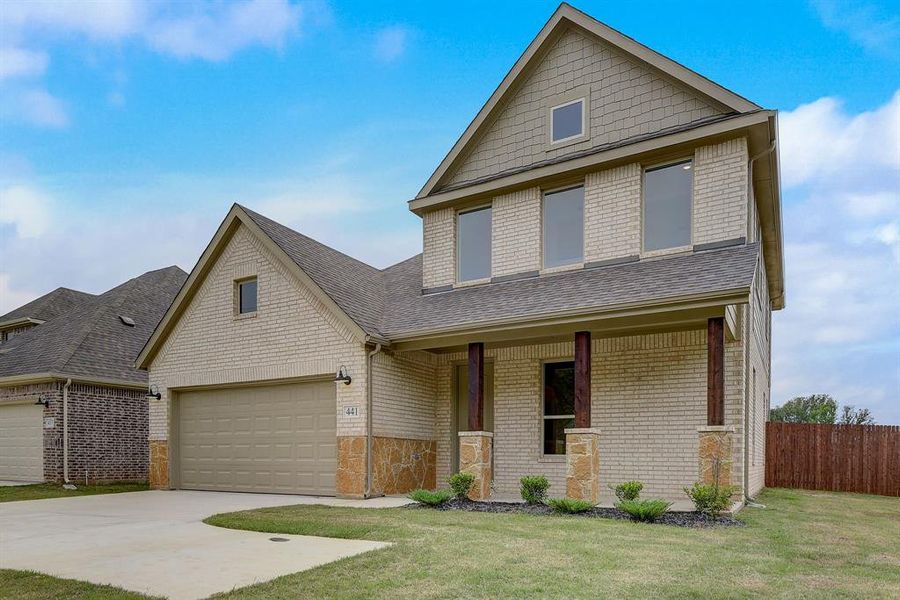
[0,0,898,423]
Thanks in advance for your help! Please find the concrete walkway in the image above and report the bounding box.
[0,490,408,599]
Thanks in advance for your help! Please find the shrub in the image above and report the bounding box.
[615,499,672,522]
[520,475,550,504]
[448,472,475,500]
[546,497,594,514]
[610,480,643,501]
[408,489,451,506]
[683,482,736,516]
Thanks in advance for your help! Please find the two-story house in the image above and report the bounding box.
[137,3,782,506]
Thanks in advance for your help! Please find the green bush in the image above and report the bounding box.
[520,475,550,504]
[683,482,736,516]
[408,489,452,506]
[615,499,672,522]
[448,472,475,500]
[610,480,643,501]
[546,497,594,514]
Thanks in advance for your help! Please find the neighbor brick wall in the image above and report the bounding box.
[149,224,368,487]
[444,27,723,188]
[0,381,148,483]
[693,138,749,245]
[491,187,541,277]
[435,331,745,501]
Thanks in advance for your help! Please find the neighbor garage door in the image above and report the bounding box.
[177,381,336,495]
[0,403,44,482]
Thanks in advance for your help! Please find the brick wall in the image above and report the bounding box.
[693,138,749,245]
[149,223,368,450]
[584,163,641,262]
[422,208,455,289]
[491,187,541,277]
[435,330,745,502]
[445,27,723,188]
[0,381,147,483]
[372,350,437,441]
[747,255,771,496]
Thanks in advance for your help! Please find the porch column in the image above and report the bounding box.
[459,342,492,500]
[566,331,600,504]
[698,317,734,488]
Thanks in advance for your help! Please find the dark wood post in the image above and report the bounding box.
[707,317,725,426]
[574,331,591,428]
[467,342,484,431]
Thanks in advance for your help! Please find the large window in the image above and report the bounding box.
[643,160,693,252]
[457,206,492,282]
[238,278,257,314]
[551,99,584,143]
[543,361,575,455]
[543,186,584,268]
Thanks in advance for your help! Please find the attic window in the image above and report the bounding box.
[119,315,136,327]
[550,98,584,144]
[238,278,258,314]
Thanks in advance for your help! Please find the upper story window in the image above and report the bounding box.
[237,278,258,314]
[643,160,693,252]
[543,186,584,268]
[550,98,584,144]
[457,206,492,282]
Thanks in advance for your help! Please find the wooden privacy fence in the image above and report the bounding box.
[766,422,900,496]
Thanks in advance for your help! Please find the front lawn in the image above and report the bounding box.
[0,569,152,599]
[0,481,148,503]
[1,488,897,598]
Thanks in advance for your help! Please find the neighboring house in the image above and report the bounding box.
[0,267,187,484]
[138,4,782,505]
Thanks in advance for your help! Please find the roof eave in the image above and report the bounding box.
[0,372,147,390]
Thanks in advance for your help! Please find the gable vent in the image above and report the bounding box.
[119,315,136,327]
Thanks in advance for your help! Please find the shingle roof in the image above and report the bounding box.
[236,206,759,342]
[0,266,187,384]
[0,287,95,324]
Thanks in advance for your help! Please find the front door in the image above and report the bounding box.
[451,362,494,472]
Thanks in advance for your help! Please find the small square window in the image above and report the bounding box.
[551,99,584,143]
[238,278,257,314]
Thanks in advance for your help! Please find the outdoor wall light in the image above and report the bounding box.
[146,384,162,400]
[35,397,51,407]
[334,365,352,385]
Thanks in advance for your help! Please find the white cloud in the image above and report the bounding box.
[812,0,900,57]
[15,88,69,127]
[0,184,54,237]
[773,90,900,423]
[0,47,48,81]
[373,25,409,63]
[0,273,40,315]
[0,0,146,41]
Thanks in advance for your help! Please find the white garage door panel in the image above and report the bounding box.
[178,381,336,495]
[0,403,44,482]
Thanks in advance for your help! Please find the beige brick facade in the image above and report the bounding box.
[445,27,723,188]
[584,163,641,262]
[693,138,749,245]
[422,208,455,289]
[491,187,541,277]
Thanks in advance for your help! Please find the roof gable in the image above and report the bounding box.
[0,287,95,326]
[417,3,759,198]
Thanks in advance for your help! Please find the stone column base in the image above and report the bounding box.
[149,440,169,489]
[565,428,601,503]
[698,426,734,488]
[458,431,492,500]
[336,436,367,498]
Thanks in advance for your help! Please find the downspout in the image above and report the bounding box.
[744,140,776,503]
[364,343,382,499]
[62,378,76,489]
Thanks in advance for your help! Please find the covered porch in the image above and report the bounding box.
[399,305,744,504]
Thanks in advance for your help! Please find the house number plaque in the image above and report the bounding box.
[343,406,360,417]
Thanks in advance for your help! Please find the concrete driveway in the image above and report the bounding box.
[0,490,407,599]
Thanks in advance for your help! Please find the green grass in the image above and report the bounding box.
[0,481,148,503]
[0,569,153,599]
[2,489,898,599]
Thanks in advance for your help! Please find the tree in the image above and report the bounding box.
[839,405,875,425]
[769,394,837,423]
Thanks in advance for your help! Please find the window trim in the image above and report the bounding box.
[540,358,576,458]
[640,157,695,256]
[549,97,586,145]
[455,203,493,284]
[234,276,258,318]
[541,183,585,271]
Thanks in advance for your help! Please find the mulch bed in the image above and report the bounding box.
[410,498,743,528]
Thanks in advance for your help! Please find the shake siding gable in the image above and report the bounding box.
[444,27,724,189]
[149,224,367,441]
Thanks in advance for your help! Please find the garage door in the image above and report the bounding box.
[177,381,336,495]
[0,403,44,482]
